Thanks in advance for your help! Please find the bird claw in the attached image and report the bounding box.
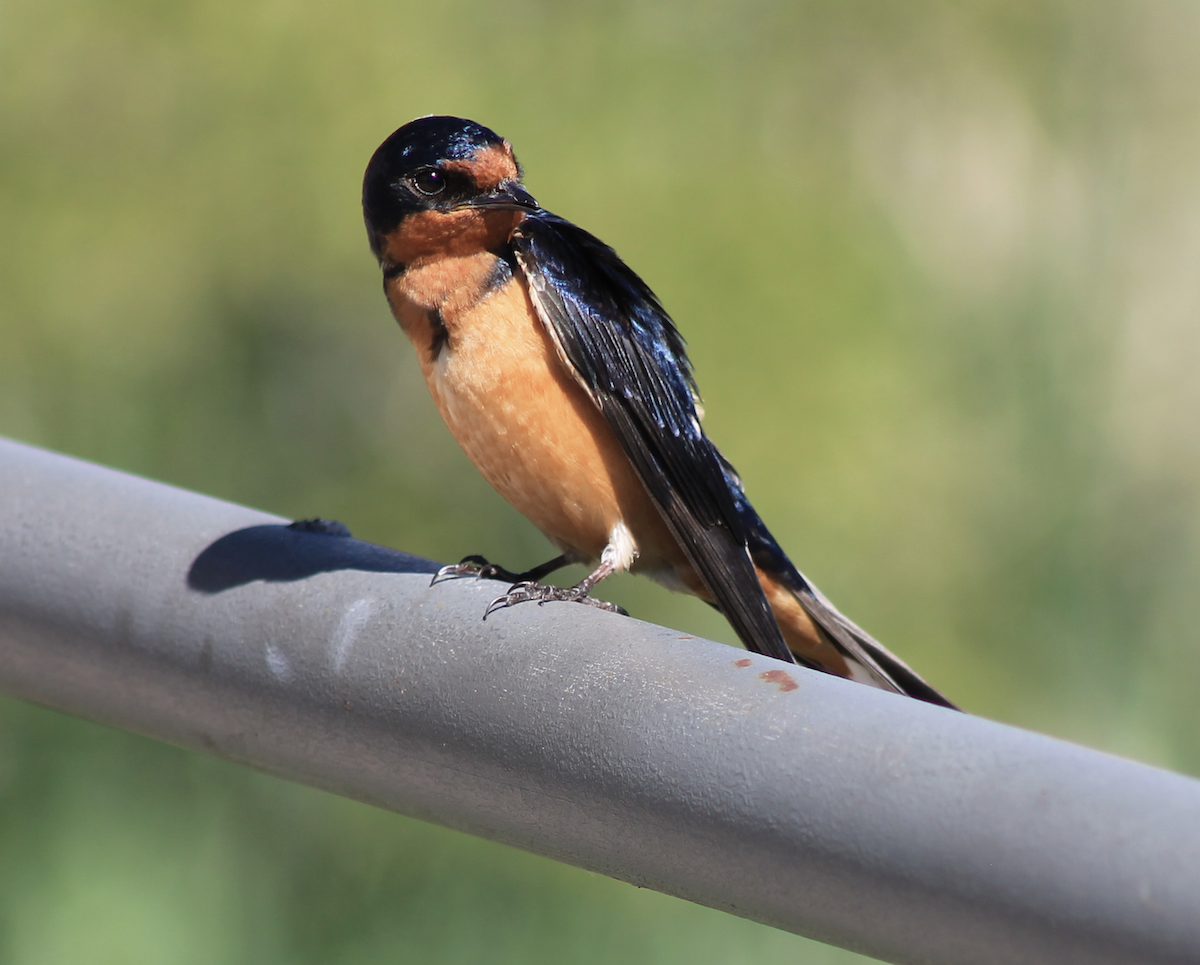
[430,555,521,587]
[483,580,628,620]
[432,556,627,619]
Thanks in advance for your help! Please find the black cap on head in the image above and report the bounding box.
[362,116,507,241]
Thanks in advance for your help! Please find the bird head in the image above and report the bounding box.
[363,116,538,268]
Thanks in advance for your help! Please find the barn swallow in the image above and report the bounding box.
[362,115,956,709]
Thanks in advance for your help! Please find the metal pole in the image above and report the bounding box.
[0,436,1197,965]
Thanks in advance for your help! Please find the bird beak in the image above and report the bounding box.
[460,180,539,212]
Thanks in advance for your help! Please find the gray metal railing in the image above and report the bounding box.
[1,435,1198,965]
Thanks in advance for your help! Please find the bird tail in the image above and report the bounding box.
[756,558,958,710]
[729,485,957,710]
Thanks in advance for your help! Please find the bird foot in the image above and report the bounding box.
[483,580,628,619]
[430,555,522,587]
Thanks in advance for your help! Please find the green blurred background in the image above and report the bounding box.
[3,1,1200,962]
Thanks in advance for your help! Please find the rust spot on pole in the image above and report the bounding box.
[759,669,798,692]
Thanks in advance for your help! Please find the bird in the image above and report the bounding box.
[362,115,956,709]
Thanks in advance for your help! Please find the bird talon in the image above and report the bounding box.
[430,562,472,587]
[431,554,522,587]
[482,586,535,620]
[480,579,626,619]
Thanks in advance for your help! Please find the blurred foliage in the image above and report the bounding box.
[3,0,1200,962]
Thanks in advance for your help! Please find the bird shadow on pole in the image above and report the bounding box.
[186,520,442,594]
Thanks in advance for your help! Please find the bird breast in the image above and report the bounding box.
[386,256,680,571]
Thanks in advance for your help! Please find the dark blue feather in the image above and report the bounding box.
[511,211,793,663]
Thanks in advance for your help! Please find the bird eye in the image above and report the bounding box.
[409,168,446,197]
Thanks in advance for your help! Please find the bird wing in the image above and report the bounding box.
[510,211,793,663]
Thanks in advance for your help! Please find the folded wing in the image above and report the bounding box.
[511,211,793,664]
